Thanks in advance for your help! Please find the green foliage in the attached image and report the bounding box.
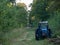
[30,0,49,21]
[0,0,27,44]
[0,0,27,31]
[30,0,60,27]
[29,0,50,27]
[0,6,27,32]
[48,11,60,36]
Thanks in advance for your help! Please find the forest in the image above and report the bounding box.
[0,0,60,45]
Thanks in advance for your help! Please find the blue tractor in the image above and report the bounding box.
[35,21,52,40]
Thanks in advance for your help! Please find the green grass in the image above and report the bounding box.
[3,27,53,45]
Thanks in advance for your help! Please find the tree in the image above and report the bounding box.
[0,0,27,44]
[30,0,49,26]
[30,0,60,26]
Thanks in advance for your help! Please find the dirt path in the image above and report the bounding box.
[4,28,53,45]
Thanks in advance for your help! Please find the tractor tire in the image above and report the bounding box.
[35,34,40,40]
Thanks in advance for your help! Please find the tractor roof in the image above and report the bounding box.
[39,21,48,24]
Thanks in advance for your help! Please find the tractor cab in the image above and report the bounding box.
[39,21,48,31]
[35,21,51,40]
